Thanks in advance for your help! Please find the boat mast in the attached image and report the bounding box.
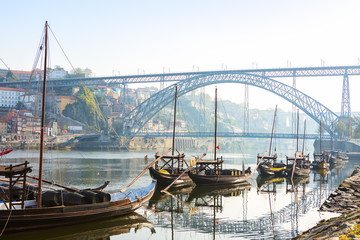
[319,121,322,153]
[37,21,48,208]
[171,85,177,166]
[302,119,306,154]
[214,87,217,161]
[269,105,277,156]
[296,109,299,153]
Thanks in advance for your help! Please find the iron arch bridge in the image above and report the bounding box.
[124,72,339,137]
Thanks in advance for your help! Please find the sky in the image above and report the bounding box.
[1,0,360,113]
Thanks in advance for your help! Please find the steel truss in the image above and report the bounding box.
[1,65,360,88]
[124,73,339,136]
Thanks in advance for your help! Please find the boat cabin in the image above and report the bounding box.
[154,152,188,175]
[0,161,32,210]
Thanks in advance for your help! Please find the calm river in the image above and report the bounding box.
[1,147,357,240]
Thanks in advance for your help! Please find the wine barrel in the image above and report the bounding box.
[42,190,61,206]
[91,190,111,202]
[79,190,101,204]
[62,191,87,206]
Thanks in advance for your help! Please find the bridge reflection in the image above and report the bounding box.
[136,131,332,139]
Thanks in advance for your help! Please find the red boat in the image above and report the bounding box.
[0,149,13,156]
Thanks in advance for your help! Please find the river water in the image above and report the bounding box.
[1,147,358,240]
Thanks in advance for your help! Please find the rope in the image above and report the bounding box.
[0,208,12,237]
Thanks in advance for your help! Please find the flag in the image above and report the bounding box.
[216,146,220,149]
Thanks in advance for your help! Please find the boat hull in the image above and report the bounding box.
[258,164,286,176]
[188,172,251,186]
[149,167,193,187]
[311,161,329,170]
[0,181,156,232]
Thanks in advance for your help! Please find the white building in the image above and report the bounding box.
[0,87,26,108]
[49,67,68,79]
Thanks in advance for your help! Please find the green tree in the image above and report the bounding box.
[70,67,93,77]
[352,115,360,139]
[62,86,107,132]
[16,102,24,110]
[334,121,347,139]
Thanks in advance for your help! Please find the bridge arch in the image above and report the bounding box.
[124,72,339,136]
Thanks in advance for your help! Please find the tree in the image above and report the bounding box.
[352,115,360,139]
[70,67,93,77]
[334,121,347,139]
[16,102,24,110]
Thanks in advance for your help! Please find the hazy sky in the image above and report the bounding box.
[1,0,360,113]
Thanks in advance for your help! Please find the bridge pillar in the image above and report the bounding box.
[341,74,351,137]
[292,72,297,135]
[121,80,126,135]
[243,84,249,133]
[341,74,351,117]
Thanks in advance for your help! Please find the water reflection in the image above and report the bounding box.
[1,212,155,240]
[0,150,356,240]
[146,162,352,239]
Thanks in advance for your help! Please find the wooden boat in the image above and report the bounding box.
[286,152,311,177]
[0,179,156,232]
[149,85,193,187]
[312,153,329,170]
[257,106,286,176]
[188,87,252,186]
[328,151,343,166]
[0,22,156,233]
[311,121,329,170]
[0,149,13,156]
[338,152,349,162]
[285,111,311,177]
[257,156,286,176]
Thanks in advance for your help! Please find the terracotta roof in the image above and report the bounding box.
[0,87,26,92]
[10,69,42,74]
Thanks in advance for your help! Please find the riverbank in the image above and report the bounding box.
[295,166,360,239]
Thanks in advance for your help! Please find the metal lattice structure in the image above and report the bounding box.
[123,72,339,136]
[341,74,351,117]
[1,65,360,88]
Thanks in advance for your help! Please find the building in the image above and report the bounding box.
[0,120,7,135]
[49,67,68,79]
[0,68,9,81]
[0,110,40,134]
[0,87,26,108]
[10,69,42,81]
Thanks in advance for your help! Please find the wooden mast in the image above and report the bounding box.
[319,121,322,153]
[214,87,217,161]
[171,85,177,168]
[302,119,306,154]
[296,109,299,153]
[269,105,277,156]
[37,21,48,208]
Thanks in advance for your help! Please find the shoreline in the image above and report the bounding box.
[295,165,360,239]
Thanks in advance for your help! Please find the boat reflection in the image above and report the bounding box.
[187,182,252,202]
[313,168,329,183]
[1,212,155,240]
[148,185,194,213]
[256,174,285,193]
